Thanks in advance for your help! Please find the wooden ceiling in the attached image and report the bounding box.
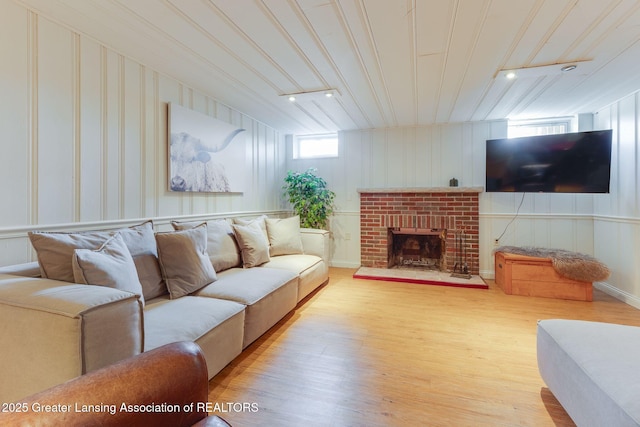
[15,0,640,134]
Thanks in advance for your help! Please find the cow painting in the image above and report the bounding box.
[168,103,246,193]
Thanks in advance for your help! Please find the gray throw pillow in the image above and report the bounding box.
[72,233,144,304]
[118,221,167,300]
[155,224,217,299]
[232,221,270,268]
[171,219,241,272]
[233,215,268,242]
[29,230,113,282]
[29,221,167,300]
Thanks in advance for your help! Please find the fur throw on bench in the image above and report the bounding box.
[495,246,610,283]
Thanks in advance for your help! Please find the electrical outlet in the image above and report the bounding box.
[494,238,499,246]
[345,232,352,241]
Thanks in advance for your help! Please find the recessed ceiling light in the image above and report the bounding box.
[561,64,577,72]
[325,92,333,98]
[506,71,516,79]
[288,96,296,102]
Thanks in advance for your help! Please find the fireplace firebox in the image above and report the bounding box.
[388,228,447,271]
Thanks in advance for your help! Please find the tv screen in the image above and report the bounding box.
[485,130,612,193]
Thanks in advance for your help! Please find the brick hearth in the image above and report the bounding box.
[358,187,482,275]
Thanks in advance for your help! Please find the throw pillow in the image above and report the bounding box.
[232,221,270,268]
[155,224,217,299]
[171,219,241,272]
[28,221,167,300]
[118,221,167,300]
[233,215,268,242]
[29,230,113,282]
[72,233,144,304]
[265,216,304,256]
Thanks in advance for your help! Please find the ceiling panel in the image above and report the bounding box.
[10,0,640,134]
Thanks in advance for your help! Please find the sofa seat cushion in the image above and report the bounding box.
[263,254,328,301]
[537,319,640,427]
[144,295,245,379]
[196,267,298,348]
[144,295,244,350]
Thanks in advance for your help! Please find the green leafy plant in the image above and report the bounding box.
[283,168,336,229]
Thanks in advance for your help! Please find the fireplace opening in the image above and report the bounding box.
[387,228,447,271]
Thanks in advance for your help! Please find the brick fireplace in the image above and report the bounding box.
[358,187,482,275]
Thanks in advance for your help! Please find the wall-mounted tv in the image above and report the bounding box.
[485,129,612,193]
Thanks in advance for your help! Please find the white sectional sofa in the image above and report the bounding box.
[537,319,640,427]
[0,215,329,402]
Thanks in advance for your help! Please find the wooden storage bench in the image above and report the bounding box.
[495,251,593,301]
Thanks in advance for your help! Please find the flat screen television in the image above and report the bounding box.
[485,129,612,193]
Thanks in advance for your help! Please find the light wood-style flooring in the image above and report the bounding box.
[208,268,640,426]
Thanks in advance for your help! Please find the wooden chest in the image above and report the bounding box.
[495,251,593,301]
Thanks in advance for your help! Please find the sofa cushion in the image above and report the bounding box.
[197,267,295,305]
[172,219,241,272]
[266,216,304,256]
[263,254,328,301]
[263,253,321,275]
[196,267,298,347]
[155,225,217,299]
[144,295,244,350]
[72,233,144,303]
[232,221,270,268]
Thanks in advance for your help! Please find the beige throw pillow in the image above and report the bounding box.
[28,221,167,299]
[72,233,144,304]
[29,230,113,282]
[266,216,304,256]
[155,224,217,299]
[171,219,241,272]
[118,221,167,300]
[233,215,268,242]
[232,221,270,268]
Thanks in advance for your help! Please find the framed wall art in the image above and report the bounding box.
[168,103,246,193]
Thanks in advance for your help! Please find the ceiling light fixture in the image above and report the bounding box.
[495,60,592,80]
[281,88,340,102]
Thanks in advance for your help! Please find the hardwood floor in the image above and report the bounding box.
[208,268,640,426]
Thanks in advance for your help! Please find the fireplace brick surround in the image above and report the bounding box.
[358,187,482,275]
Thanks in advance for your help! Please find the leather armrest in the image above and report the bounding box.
[0,342,210,427]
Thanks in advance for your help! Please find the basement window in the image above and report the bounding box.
[293,134,339,159]
[508,117,575,138]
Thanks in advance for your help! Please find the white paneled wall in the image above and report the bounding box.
[288,121,601,277]
[593,91,640,308]
[0,6,285,266]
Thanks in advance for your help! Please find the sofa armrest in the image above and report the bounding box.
[300,228,330,262]
[0,261,42,277]
[0,274,143,402]
[0,342,218,427]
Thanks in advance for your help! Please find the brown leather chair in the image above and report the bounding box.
[0,341,231,426]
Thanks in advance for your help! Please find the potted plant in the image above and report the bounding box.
[283,168,336,229]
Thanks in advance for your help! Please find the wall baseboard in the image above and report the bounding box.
[329,260,361,269]
[594,282,640,310]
